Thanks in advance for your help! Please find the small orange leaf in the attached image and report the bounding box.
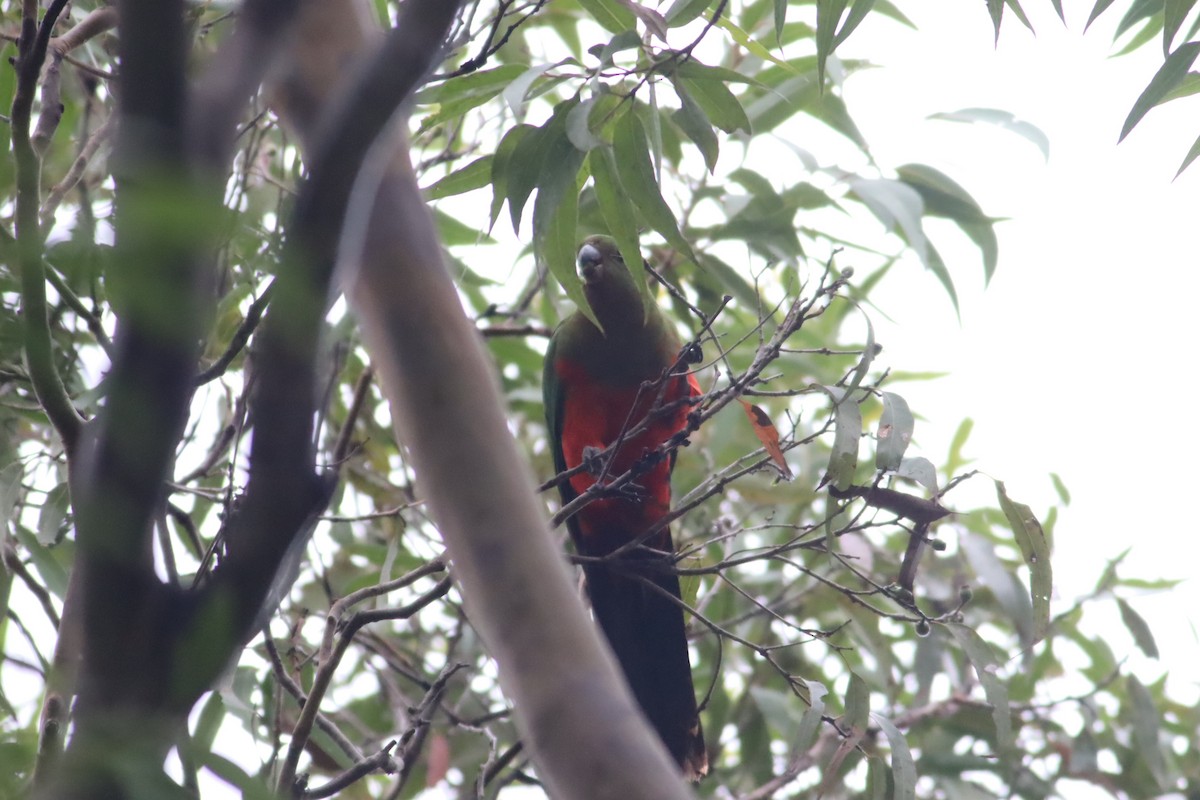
[739,399,793,480]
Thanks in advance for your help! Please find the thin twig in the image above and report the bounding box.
[279,574,452,793]
[260,634,368,769]
[195,279,276,386]
[41,114,116,229]
[41,259,114,355]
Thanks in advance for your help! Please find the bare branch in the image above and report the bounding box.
[261,634,368,769]
[300,741,399,799]
[49,7,119,55]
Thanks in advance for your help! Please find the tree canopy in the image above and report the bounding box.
[1,0,1196,798]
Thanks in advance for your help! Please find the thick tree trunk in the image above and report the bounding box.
[266,3,697,798]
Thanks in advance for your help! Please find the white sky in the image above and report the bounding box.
[841,0,1200,691]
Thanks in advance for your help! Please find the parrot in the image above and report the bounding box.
[543,235,708,780]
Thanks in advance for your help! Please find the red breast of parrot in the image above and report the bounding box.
[543,235,708,780]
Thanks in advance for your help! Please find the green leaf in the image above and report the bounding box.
[503,62,560,115]
[816,0,848,87]
[190,750,275,800]
[844,671,870,731]
[1161,71,1200,103]
[1084,0,1119,31]
[750,686,799,740]
[795,680,827,752]
[1119,41,1200,142]
[672,85,720,172]
[579,0,637,33]
[13,526,69,600]
[872,713,916,800]
[834,0,877,47]
[504,124,546,234]
[863,756,888,800]
[1164,0,1198,54]
[589,30,642,67]
[923,241,960,314]
[896,163,999,282]
[744,69,820,133]
[414,64,526,136]
[1004,0,1034,32]
[876,391,913,471]
[817,386,861,491]
[849,178,926,259]
[490,124,533,232]
[566,97,606,151]
[533,120,590,326]
[1176,130,1200,178]
[433,207,494,247]
[1126,675,1169,788]
[1117,598,1160,659]
[845,301,876,397]
[1050,472,1071,505]
[948,623,1015,753]
[928,107,1050,161]
[946,417,974,475]
[671,64,752,134]
[0,463,22,531]
[962,530,1033,644]
[425,155,492,200]
[664,0,713,27]
[710,14,799,73]
[895,164,989,223]
[611,110,695,261]
[849,178,955,301]
[37,483,70,546]
[806,90,870,151]
[1113,14,1164,57]
[896,457,937,492]
[1114,0,1160,39]
[696,252,760,306]
[192,691,225,753]
[707,169,803,258]
[995,481,1052,644]
[588,147,649,300]
[986,0,1004,42]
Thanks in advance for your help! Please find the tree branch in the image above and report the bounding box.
[11,0,83,454]
[40,113,116,230]
[300,741,400,799]
[193,278,275,386]
[46,1,312,796]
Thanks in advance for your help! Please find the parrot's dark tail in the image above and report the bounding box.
[580,540,709,781]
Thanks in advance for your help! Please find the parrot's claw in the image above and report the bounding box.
[601,480,646,503]
[580,445,608,477]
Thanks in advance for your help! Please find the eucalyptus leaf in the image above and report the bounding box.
[995,480,1052,643]
[876,391,913,471]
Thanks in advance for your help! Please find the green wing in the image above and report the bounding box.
[542,330,569,479]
